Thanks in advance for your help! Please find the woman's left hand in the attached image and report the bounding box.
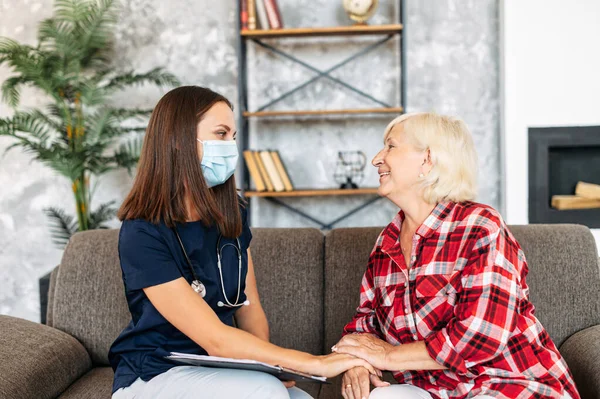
[332,334,394,371]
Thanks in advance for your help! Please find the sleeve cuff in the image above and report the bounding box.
[425,329,469,375]
[342,316,379,337]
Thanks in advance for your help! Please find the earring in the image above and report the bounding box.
[419,173,424,178]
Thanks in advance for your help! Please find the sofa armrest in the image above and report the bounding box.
[0,315,92,399]
[559,324,600,399]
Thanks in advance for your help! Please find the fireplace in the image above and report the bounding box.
[529,126,600,228]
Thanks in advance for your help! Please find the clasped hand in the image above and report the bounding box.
[333,333,393,371]
[333,334,395,399]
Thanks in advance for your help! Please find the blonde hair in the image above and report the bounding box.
[383,112,478,204]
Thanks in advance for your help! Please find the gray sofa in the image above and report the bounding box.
[1,224,599,399]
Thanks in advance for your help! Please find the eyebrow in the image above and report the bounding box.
[216,124,231,131]
[216,124,237,136]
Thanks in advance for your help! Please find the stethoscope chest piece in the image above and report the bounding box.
[191,280,206,298]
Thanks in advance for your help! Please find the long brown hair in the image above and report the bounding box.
[118,86,243,238]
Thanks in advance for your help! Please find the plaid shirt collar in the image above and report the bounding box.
[379,201,456,252]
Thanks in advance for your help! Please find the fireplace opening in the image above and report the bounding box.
[529,126,600,228]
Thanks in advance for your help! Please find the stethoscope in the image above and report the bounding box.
[173,228,250,308]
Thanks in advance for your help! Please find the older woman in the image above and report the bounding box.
[332,113,580,399]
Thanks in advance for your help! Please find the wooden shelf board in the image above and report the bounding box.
[244,107,404,118]
[244,188,380,198]
[241,24,403,39]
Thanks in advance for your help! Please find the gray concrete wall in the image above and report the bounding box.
[0,0,499,321]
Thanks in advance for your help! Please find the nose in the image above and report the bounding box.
[372,149,384,167]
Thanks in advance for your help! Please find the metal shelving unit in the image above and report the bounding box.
[236,1,405,229]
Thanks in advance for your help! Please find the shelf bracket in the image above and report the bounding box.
[261,195,384,230]
[251,35,396,112]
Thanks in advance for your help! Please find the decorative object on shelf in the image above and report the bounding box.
[343,0,379,25]
[334,151,367,189]
[0,0,179,248]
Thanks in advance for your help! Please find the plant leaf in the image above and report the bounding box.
[1,76,28,107]
[88,200,117,229]
[43,206,78,248]
[104,67,180,92]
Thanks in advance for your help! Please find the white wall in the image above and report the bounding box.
[502,0,600,251]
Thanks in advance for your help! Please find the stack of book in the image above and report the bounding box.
[240,0,283,31]
[243,150,293,192]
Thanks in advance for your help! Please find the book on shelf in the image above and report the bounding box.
[270,150,293,191]
[243,150,294,193]
[263,0,283,29]
[247,0,257,30]
[240,0,249,31]
[252,150,274,191]
[260,150,285,192]
[243,150,266,191]
[255,0,270,30]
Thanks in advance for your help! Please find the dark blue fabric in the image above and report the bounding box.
[108,204,252,393]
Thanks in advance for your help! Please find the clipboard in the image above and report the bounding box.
[166,352,329,384]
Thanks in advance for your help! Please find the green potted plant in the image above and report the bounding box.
[0,0,180,322]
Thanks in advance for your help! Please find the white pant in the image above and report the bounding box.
[369,385,436,399]
[112,365,313,399]
[369,384,572,399]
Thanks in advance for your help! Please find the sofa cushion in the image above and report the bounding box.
[559,325,600,399]
[323,227,382,354]
[52,230,130,366]
[250,228,324,399]
[509,224,600,347]
[322,227,382,399]
[0,315,92,399]
[58,367,113,398]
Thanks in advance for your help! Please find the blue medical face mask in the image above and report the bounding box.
[197,139,239,188]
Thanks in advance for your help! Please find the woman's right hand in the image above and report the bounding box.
[311,353,380,378]
[341,366,389,399]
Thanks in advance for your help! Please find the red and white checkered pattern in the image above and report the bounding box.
[343,201,580,399]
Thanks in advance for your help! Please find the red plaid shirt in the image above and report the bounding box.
[343,201,580,399]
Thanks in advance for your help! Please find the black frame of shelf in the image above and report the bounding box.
[236,0,406,229]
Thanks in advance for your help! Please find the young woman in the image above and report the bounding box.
[109,86,376,399]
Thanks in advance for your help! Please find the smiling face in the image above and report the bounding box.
[196,101,237,160]
[372,122,431,201]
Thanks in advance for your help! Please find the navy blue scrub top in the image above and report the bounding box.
[108,204,252,393]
